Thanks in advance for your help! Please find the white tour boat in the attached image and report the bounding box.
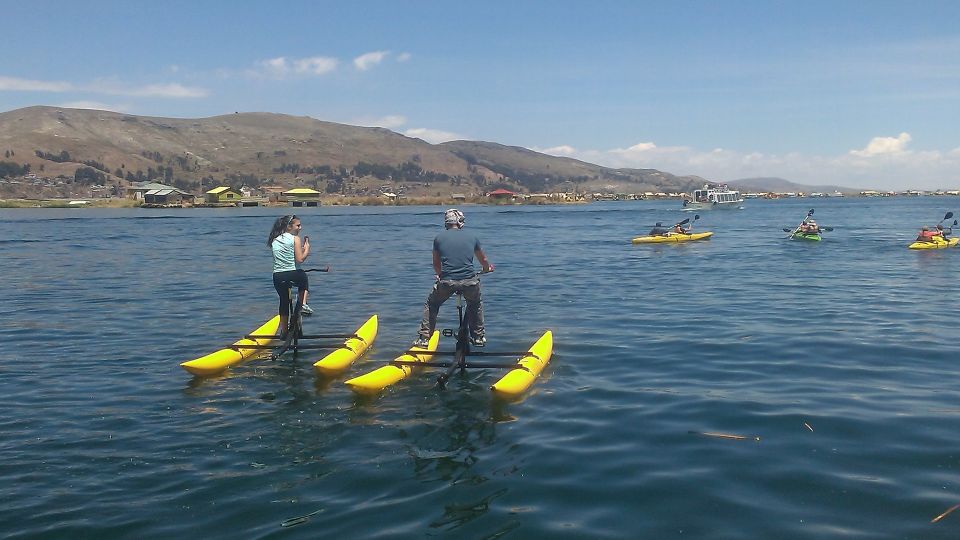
[682,183,744,210]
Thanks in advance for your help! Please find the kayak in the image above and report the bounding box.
[344,331,440,395]
[313,315,379,376]
[791,231,822,241]
[490,331,554,400]
[180,315,280,376]
[632,232,713,244]
[909,237,959,249]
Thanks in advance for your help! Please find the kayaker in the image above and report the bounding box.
[413,209,493,348]
[916,226,941,242]
[799,218,819,234]
[937,224,950,239]
[673,221,691,234]
[649,222,668,236]
[268,215,312,335]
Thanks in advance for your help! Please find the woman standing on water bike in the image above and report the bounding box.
[268,215,312,335]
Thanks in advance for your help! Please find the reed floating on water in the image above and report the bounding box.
[689,430,761,442]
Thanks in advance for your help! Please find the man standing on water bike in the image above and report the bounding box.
[413,209,494,348]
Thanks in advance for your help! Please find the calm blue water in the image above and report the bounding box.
[2,198,959,539]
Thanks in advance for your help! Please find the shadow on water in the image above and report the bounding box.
[10,201,960,538]
[402,384,512,533]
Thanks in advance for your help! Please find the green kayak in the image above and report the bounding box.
[791,231,821,241]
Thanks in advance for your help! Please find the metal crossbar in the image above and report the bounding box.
[391,359,519,369]
[247,333,356,340]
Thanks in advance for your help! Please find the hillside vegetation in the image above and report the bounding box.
[0,106,706,199]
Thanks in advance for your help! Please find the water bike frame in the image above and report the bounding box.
[394,291,530,389]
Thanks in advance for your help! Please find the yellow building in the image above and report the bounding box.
[283,187,322,207]
[205,186,241,204]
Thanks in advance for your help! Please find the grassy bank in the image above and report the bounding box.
[321,195,576,206]
[0,196,580,209]
[0,198,141,208]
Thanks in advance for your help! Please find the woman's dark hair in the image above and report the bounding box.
[267,215,296,247]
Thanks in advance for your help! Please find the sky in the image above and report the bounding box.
[2,0,960,190]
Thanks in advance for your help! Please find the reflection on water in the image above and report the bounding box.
[2,200,960,538]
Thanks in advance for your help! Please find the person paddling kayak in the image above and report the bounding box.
[799,217,820,234]
[916,226,942,242]
[268,215,312,335]
[413,209,493,348]
[649,222,668,236]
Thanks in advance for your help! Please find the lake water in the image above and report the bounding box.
[2,197,959,539]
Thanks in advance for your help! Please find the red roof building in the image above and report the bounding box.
[487,188,517,198]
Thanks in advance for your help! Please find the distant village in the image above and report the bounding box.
[123,183,960,207]
[3,173,960,208]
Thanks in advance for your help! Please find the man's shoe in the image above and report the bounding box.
[412,337,429,349]
[300,304,314,315]
[470,335,486,347]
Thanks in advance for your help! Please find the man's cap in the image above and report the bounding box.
[444,208,465,225]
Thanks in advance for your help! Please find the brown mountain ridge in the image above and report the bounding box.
[0,106,706,198]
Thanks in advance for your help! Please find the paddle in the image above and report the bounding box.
[785,209,832,237]
[783,227,834,233]
[937,212,954,226]
[670,214,699,234]
[945,220,960,237]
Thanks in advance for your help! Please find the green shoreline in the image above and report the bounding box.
[0,196,588,208]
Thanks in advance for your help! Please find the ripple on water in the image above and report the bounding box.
[2,201,960,538]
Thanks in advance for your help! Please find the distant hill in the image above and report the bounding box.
[0,106,706,198]
[728,177,856,194]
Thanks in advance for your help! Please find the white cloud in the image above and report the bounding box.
[404,127,465,144]
[613,141,660,153]
[354,51,389,71]
[850,132,912,157]
[294,56,338,75]
[354,115,407,129]
[540,145,578,156]
[57,101,131,112]
[396,52,412,62]
[551,136,960,191]
[250,56,338,79]
[252,57,292,78]
[108,83,208,98]
[0,75,73,92]
[0,75,207,98]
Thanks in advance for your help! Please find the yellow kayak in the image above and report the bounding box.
[313,315,379,376]
[909,237,958,249]
[632,231,713,244]
[180,315,280,376]
[491,331,554,400]
[344,331,440,395]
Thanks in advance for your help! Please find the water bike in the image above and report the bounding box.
[180,268,377,376]
[908,213,958,249]
[632,215,713,244]
[345,289,553,400]
[783,209,834,241]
